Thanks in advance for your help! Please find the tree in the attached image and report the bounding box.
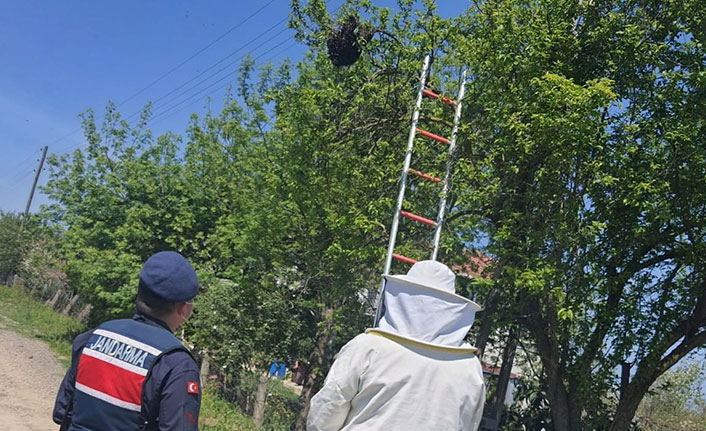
[268,2,482,426]
[180,72,317,414]
[446,0,706,429]
[41,103,195,321]
[635,361,706,430]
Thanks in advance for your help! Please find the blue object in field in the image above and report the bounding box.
[268,361,278,376]
[277,363,286,379]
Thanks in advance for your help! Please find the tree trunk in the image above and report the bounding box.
[523,304,582,431]
[545,365,575,430]
[485,326,519,426]
[291,305,335,431]
[540,353,583,431]
[609,325,706,431]
[253,372,269,427]
[292,364,317,431]
[609,392,645,431]
[608,358,661,431]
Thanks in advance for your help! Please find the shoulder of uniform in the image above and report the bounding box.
[72,328,95,349]
[155,348,198,372]
[69,328,97,368]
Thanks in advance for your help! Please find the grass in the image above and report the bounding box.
[200,389,259,431]
[0,284,260,430]
[0,284,84,365]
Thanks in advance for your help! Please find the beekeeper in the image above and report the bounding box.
[307,260,486,431]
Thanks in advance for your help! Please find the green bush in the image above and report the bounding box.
[17,239,68,301]
[0,212,22,282]
[62,247,141,324]
[261,378,299,431]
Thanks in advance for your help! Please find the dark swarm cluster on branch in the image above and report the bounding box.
[327,16,373,67]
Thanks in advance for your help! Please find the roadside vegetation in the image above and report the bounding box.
[0,283,83,365]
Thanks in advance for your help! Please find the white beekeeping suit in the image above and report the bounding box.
[307,260,486,431]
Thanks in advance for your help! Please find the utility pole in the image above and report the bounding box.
[18,145,48,239]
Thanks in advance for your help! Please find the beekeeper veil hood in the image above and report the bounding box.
[378,260,481,347]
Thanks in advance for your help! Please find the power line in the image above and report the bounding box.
[9,166,36,184]
[122,17,290,129]
[117,0,280,107]
[9,161,42,184]
[54,28,295,154]
[56,0,342,154]
[147,32,293,126]
[143,0,341,126]
[8,167,38,188]
[146,20,290,115]
[143,0,341,125]
[51,2,281,153]
[18,146,48,236]
[149,36,298,129]
[6,148,42,180]
[146,1,345,128]
[57,16,294,155]
[265,39,299,62]
[54,138,87,154]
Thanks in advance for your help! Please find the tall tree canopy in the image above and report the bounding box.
[446,0,706,429]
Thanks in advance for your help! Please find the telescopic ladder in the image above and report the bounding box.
[374,54,467,325]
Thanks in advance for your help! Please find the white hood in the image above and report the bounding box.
[377,260,481,347]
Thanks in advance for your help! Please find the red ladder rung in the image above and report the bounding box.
[408,168,441,183]
[416,128,450,144]
[392,253,417,264]
[422,88,456,107]
[400,210,436,226]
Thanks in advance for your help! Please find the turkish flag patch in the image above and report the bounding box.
[187,381,199,394]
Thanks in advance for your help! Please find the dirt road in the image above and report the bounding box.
[0,318,66,431]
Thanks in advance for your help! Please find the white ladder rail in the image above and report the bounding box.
[374,55,467,326]
[431,69,467,260]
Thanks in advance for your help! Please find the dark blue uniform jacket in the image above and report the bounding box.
[53,313,201,430]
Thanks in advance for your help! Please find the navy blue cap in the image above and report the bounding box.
[138,251,198,302]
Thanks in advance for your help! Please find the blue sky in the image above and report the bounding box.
[0,0,466,214]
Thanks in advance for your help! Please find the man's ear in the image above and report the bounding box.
[175,302,189,317]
